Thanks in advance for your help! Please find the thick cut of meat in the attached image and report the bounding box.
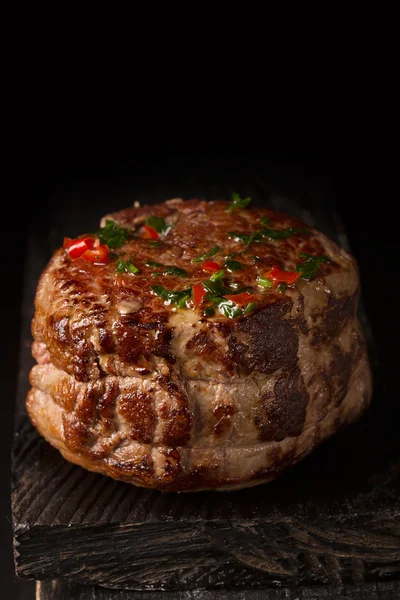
[26,198,372,491]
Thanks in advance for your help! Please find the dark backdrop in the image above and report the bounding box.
[2,137,397,598]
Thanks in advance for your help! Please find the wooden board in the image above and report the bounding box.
[11,164,400,596]
[36,579,400,599]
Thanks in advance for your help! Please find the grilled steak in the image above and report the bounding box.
[26,197,372,491]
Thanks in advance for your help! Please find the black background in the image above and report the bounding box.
[2,121,398,598]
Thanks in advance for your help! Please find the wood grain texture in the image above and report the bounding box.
[11,170,400,595]
[35,580,400,600]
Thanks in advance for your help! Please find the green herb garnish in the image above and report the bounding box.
[146,260,163,267]
[96,220,130,249]
[151,285,191,308]
[146,260,188,278]
[226,193,252,213]
[257,276,273,288]
[203,305,215,317]
[296,253,330,280]
[209,269,225,282]
[163,266,189,278]
[191,245,221,263]
[229,227,311,247]
[260,227,311,240]
[217,299,243,318]
[145,216,172,236]
[260,216,271,226]
[244,301,257,315]
[115,258,139,274]
[224,259,244,272]
[228,231,262,246]
[278,282,288,293]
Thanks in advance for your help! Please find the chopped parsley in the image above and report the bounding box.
[151,285,191,308]
[209,269,225,282]
[191,245,221,263]
[203,305,215,317]
[162,266,189,278]
[260,216,271,226]
[224,259,244,272]
[278,282,288,293]
[146,260,163,267]
[257,276,273,288]
[145,216,172,236]
[226,193,252,213]
[244,301,257,315]
[146,260,188,278]
[296,253,330,279]
[229,227,311,247]
[96,220,130,249]
[115,258,139,274]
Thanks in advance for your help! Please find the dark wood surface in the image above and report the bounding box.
[36,580,400,599]
[9,160,400,598]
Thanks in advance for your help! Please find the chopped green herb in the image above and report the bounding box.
[260,216,271,226]
[229,227,311,247]
[96,220,130,249]
[202,279,228,295]
[151,285,191,308]
[162,266,189,278]
[244,301,257,315]
[148,240,161,247]
[217,299,243,318]
[191,245,221,263]
[228,231,262,246]
[296,253,330,280]
[151,271,162,277]
[115,258,139,274]
[278,282,288,293]
[209,269,225,282]
[257,276,273,288]
[297,253,330,263]
[146,260,188,277]
[146,260,163,267]
[224,259,243,272]
[203,305,215,317]
[145,216,172,235]
[226,193,252,213]
[229,286,254,294]
[260,227,311,240]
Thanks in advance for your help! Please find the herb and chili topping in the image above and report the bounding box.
[151,285,192,308]
[96,220,130,248]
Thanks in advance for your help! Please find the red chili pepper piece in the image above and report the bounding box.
[140,225,159,240]
[81,244,110,263]
[192,284,206,308]
[202,261,221,273]
[225,292,255,305]
[63,236,96,259]
[264,266,300,285]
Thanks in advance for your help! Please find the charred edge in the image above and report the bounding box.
[157,373,193,446]
[234,298,299,375]
[255,367,308,442]
[311,289,360,346]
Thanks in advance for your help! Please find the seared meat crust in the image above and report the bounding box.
[26,198,372,491]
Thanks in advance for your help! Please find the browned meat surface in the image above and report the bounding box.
[26,198,373,491]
